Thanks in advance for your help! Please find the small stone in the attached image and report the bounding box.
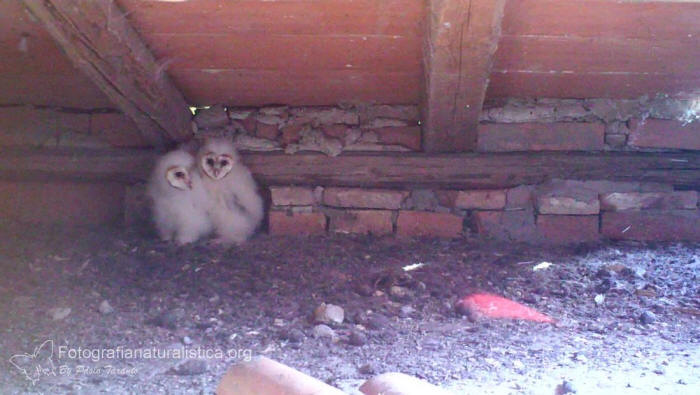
[313,303,344,324]
[594,294,605,305]
[389,286,411,299]
[366,313,391,330]
[640,310,657,325]
[98,300,114,315]
[169,359,207,376]
[348,330,367,346]
[555,380,577,394]
[358,363,376,375]
[273,318,285,327]
[399,305,415,318]
[312,324,336,339]
[573,353,588,363]
[283,328,305,343]
[48,307,71,321]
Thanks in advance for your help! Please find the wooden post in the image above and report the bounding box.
[422,0,506,152]
[21,0,193,148]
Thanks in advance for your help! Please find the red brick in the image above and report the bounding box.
[396,211,463,238]
[330,210,393,235]
[370,126,422,151]
[535,180,600,214]
[628,119,700,150]
[323,188,408,209]
[280,122,304,145]
[269,186,316,206]
[268,211,327,235]
[321,124,350,138]
[0,180,124,225]
[477,122,605,152]
[601,210,700,241]
[239,115,257,134]
[454,190,506,210]
[473,210,541,242]
[255,121,279,140]
[600,191,698,211]
[435,190,458,208]
[506,185,534,209]
[537,215,600,244]
[536,195,600,215]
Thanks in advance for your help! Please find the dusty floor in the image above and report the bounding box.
[0,222,698,394]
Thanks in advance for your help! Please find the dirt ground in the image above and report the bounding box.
[0,222,697,394]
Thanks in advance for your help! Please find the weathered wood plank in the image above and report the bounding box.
[1,149,698,190]
[422,0,506,152]
[503,0,700,40]
[495,36,699,74]
[118,0,424,36]
[171,69,420,107]
[486,71,700,99]
[142,33,420,72]
[21,0,193,147]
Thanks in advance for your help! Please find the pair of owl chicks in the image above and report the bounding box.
[146,137,264,246]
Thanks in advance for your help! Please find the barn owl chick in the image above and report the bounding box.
[197,137,264,245]
[147,149,212,245]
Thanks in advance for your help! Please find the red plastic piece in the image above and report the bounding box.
[456,293,555,323]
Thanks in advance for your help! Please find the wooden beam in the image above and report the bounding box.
[422,0,506,152]
[1,149,698,190]
[20,0,193,147]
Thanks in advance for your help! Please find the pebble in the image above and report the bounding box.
[399,305,415,318]
[283,328,305,343]
[48,307,71,321]
[98,300,114,315]
[366,313,391,330]
[182,336,193,345]
[312,324,336,339]
[358,363,376,375]
[640,310,657,325]
[313,303,344,325]
[169,359,207,376]
[390,286,411,299]
[555,380,577,394]
[348,330,367,346]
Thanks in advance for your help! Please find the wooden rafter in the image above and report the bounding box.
[422,0,506,152]
[21,0,193,148]
[1,149,698,190]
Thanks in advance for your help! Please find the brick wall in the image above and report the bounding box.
[265,181,699,243]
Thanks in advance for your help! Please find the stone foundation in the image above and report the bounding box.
[266,181,699,243]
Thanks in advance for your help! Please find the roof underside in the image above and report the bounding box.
[1,0,699,108]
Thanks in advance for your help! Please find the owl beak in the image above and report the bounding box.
[185,180,193,190]
[212,168,220,177]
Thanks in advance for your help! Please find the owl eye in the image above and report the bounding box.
[220,160,229,167]
[206,158,215,166]
[175,171,185,178]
